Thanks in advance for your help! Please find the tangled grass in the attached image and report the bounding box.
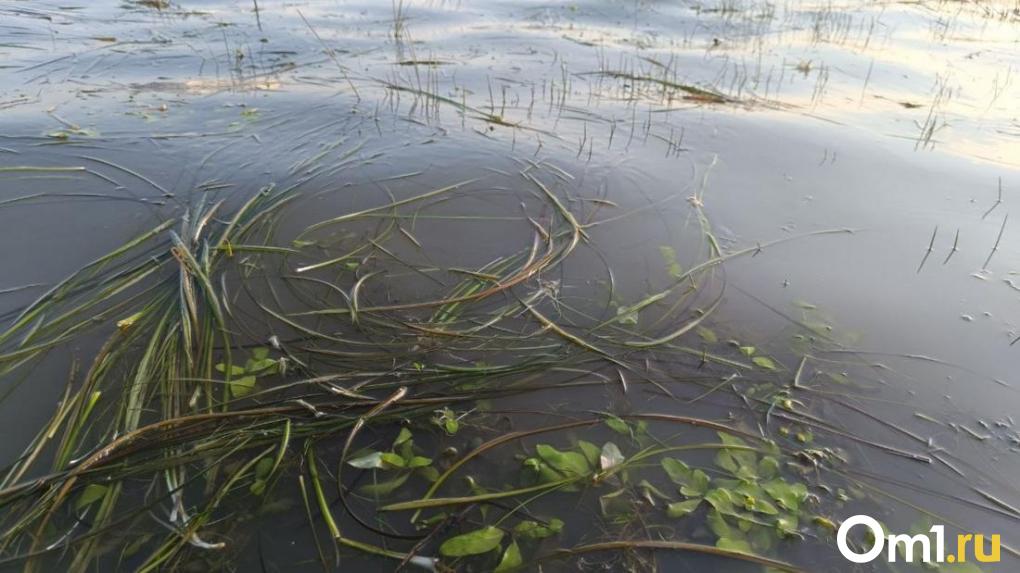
[0,155,997,572]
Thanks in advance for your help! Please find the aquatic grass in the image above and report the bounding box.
[0,154,1009,573]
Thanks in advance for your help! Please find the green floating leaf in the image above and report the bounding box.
[757,456,780,480]
[707,509,733,538]
[715,450,738,473]
[753,356,777,370]
[605,416,630,436]
[715,432,758,477]
[246,357,277,374]
[667,498,702,518]
[379,452,407,469]
[813,515,837,535]
[661,458,691,483]
[705,488,737,514]
[229,375,257,397]
[406,456,433,469]
[215,363,245,376]
[762,479,808,512]
[681,469,710,498]
[393,427,413,447]
[776,514,799,537]
[513,518,563,540]
[75,484,109,511]
[536,444,590,477]
[747,495,779,515]
[577,440,601,468]
[253,457,274,480]
[439,526,504,557]
[750,526,776,552]
[661,458,711,497]
[417,465,441,483]
[494,541,522,572]
[250,456,275,495]
[716,537,753,553]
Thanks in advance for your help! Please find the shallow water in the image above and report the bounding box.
[1,0,1018,571]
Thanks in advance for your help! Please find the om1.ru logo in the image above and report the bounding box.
[837,515,1000,564]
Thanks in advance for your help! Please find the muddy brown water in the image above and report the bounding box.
[1,0,1018,571]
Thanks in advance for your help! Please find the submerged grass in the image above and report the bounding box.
[0,148,1012,572]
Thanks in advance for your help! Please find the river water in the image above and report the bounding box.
[1,1,1018,571]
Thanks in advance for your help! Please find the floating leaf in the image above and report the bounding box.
[776,514,799,537]
[347,451,385,469]
[513,518,563,539]
[379,452,407,469]
[439,526,504,557]
[577,440,601,467]
[750,526,775,552]
[681,469,710,498]
[667,498,701,518]
[757,456,780,480]
[753,356,777,370]
[216,363,245,376]
[739,346,756,357]
[417,466,441,482]
[75,484,108,511]
[715,450,739,473]
[661,458,691,483]
[605,416,630,436]
[229,375,257,397]
[406,456,433,469]
[393,427,413,447]
[717,537,753,553]
[245,357,277,374]
[716,432,757,475]
[762,479,808,512]
[536,444,590,477]
[599,442,624,472]
[705,488,737,514]
[707,509,732,538]
[813,515,837,534]
[253,457,274,480]
[748,496,779,515]
[494,541,522,572]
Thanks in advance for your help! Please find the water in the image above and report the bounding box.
[1,0,1018,571]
